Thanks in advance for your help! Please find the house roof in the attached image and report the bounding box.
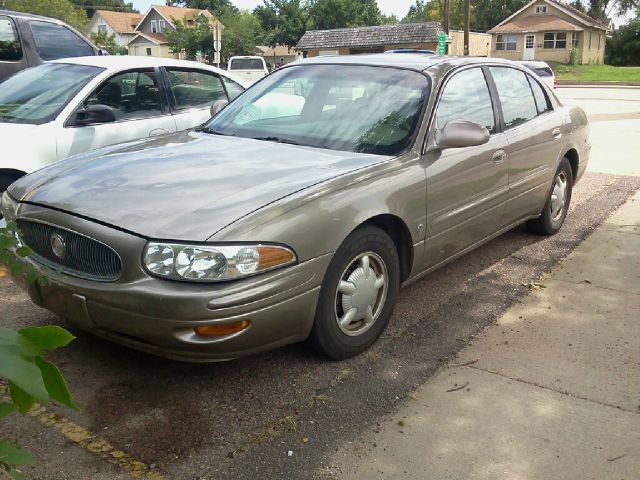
[297,22,442,50]
[93,10,142,33]
[151,5,214,25]
[261,45,298,57]
[492,0,609,31]
[128,32,168,44]
[489,15,583,33]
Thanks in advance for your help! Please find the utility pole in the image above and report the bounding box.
[463,0,470,55]
[443,0,450,35]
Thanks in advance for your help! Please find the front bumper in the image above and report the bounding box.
[12,205,331,361]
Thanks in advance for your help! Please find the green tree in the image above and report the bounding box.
[254,0,307,48]
[567,0,638,22]
[605,17,640,64]
[175,0,238,18]
[5,0,88,30]
[220,10,262,63]
[166,15,216,62]
[306,0,382,30]
[380,13,399,24]
[70,0,137,18]
[403,0,465,29]
[90,30,127,55]
[471,0,528,31]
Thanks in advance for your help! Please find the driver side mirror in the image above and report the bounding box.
[75,104,116,126]
[210,99,229,117]
[435,120,490,149]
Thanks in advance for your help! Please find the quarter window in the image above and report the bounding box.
[543,32,567,49]
[489,67,538,129]
[528,76,552,114]
[0,16,22,61]
[436,68,495,133]
[83,70,163,121]
[222,77,244,100]
[30,21,94,60]
[496,34,517,51]
[166,69,227,109]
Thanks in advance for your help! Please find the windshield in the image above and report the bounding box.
[0,63,102,125]
[229,58,264,70]
[205,64,429,155]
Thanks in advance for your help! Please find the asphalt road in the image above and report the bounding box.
[1,87,639,480]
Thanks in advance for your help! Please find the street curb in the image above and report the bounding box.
[558,81,640,88]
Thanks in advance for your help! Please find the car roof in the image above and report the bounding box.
[291,53,523,72]
[518,60,553,69]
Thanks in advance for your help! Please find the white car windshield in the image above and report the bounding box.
[0,63,102,125]
[205,64,429,156]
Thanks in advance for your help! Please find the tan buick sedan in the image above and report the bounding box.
[2,54,590,361]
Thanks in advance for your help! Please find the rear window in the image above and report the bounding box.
[0,16,22,61]
[30,21,94,61]
[526,65,553,77]
[229,58,264,70]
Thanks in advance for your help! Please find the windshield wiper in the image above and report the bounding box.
[252,136,302,146]
[194,126,235,136]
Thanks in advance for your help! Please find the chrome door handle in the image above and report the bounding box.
[492,149,506,163]
[552,128,562,140]
[149,128,170,137]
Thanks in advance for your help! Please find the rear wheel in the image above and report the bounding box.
[308,225,400,360]
[526,158,573,235]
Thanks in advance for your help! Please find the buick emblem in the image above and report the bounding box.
[50,234,66,259]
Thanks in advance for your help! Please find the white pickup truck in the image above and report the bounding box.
[228,56,269,84]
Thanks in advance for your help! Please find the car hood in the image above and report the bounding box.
[11,131,387,241]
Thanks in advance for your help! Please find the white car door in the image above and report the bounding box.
[57,68,177,159]
[164,67,241,131]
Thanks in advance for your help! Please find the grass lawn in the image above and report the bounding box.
[552,64,640,82]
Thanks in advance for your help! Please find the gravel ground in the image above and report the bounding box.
[1,171,638,480]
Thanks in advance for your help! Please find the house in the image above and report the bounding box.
[127,5,223,62]
[488,0,608,64]
[85,10,143,47]
[260,45,303,68]
[296,22,491,58]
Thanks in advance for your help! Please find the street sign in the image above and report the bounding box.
[438,32,447,56]
[196,50,202,62]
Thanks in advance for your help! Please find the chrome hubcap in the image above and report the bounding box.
[550,172,568,221]
[335,252,388,336]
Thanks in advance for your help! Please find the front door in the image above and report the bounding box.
[523,34,535,60]
[423,67,509,269]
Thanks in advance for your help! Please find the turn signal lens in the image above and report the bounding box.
[257,246,295,270]
[194,320,250,337]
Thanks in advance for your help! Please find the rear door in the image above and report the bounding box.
[164,67,232,130]
[488,66,564,225]
[57,68,177,159]
[423,66,509,268]
[0,16,28,81]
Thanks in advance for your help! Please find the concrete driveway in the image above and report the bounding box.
[1,87,639,480]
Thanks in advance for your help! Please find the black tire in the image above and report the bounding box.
[308,225,400,360]
[526,158,573,236]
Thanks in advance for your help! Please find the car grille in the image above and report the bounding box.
[17,220,122,282]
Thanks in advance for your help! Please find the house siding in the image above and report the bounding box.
[86,14,128,47]
[137,10,174,34]
[127,40,175,58]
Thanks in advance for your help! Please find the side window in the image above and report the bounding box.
[83,70,162,121]
[0,16,22,61]
[30,21,94,61]
[527,75,552,114]
[167,69,227,109]
[222,77,244,100]
[489,67,538,129]
[436,67,495,133]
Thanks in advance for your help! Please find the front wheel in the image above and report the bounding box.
[308,226,400,360]
[526,158,573,235]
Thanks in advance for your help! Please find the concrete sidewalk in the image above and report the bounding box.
[332,191,640,480]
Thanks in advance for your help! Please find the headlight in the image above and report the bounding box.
[143,242,296,282]
[0,191,19,223]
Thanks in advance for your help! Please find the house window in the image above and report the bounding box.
[535,5,548,14]
[97,24,107,34]
[151,20,157,33]
[146,47,152,55]
[543,32,566,49]
[158,20,165,32]
[572,33,579,48]
[496,34,517,51]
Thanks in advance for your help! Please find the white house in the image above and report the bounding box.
[85,10,143,47]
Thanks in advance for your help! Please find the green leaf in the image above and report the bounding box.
[0,442,34,466]
[8,382,35,415]
[0,328,41,357]
[0,402,18,419]
[8,468,26,480]
[0,346,49,403]
[34,357,78,411]
[0,234,16,249]
[15,247,31,258]
[18,326,75,352]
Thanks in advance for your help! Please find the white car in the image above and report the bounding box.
[228,56,269,84]
[0,56,249,193]
[519,60,557,90]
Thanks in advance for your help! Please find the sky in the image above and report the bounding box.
[130,0,416,18]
